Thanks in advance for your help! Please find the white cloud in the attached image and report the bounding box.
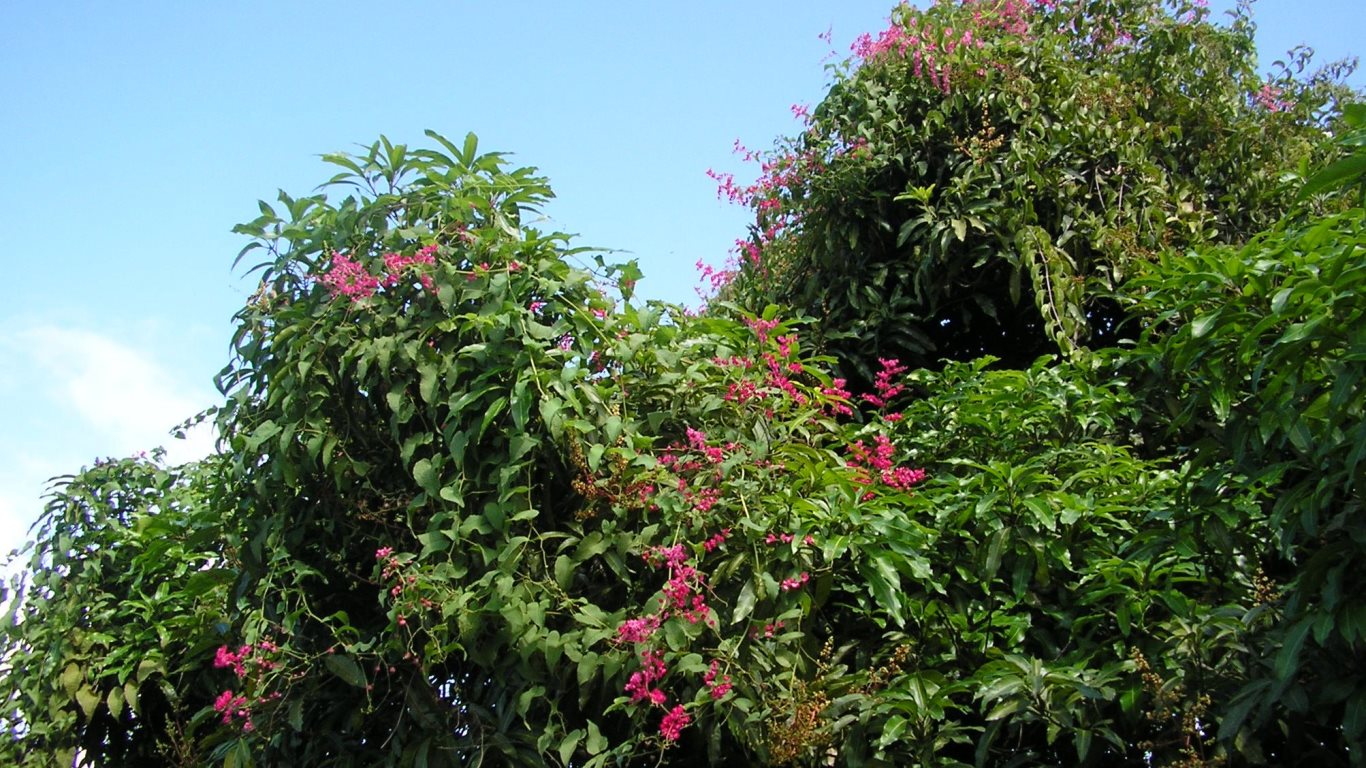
[16,326,212,450]
[0,324,219,569]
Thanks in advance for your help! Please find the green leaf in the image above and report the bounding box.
[1300,155,1366,198]
[413,458,439,495]
[419,362,439,404]
[1345,690,1366,740]
[1275,618,1313,683]
[1190,312,1220,339]
[1074,729,1093,762]
[732,581,757,624]
[245,420,281,452]
[865,553,905,625]
[61,663,82,696]
[324,654,367,688]
[555,556,575,589]
[984,527,1008,577]
[225,739,253,768]
[985,697,1024,721]
[558,729,583,766]
[134,659,161,685]
[106,686,125,718]
[539,398,564,435]
[878,715,909,747]
[76,686,101,719]
[586,720,607,754]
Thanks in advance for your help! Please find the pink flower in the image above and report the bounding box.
[1254,83,1292,113]
[862,358,907,408]
[213,645,236,669]
[883,466,927,492]
[213,689,249,725]
[213,689,237,713]
[644,544,689,569]
[689,486,721,513]
[745,316,780,344]
[702,529,730,553]
[616,615,661,645]
[319,253,381,302]
[625,649,668,705]
[685,427,708,450]
[213,645,247,678]
[703,660,733,700]
[528,300,546,313]
[754,621,785,639]
[659,705,691,742]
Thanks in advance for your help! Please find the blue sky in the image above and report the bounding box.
[1,1,1362,563]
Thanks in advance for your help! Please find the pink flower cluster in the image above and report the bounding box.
[686,427,727,463]
[851,13,972,94]
[964,0,1059,39]
[624,649,669,706]
[703,659,733,700]
[644,544,711,625]
[708,142,820,214]
[320,245,437,303]
[376,546,434,624]
[753,620,785,639]
[746,317,780,344]
[214,645,247,677]
[822,378,854,417]
[674,476,718,513]
[850,0,1068,94]
[696,258,737,294]
[211,640,282,732]
[661,428,740,513]
[698,140,819,296]
[765,532,816,547]
[616,614,662,645]
[761,351,808,406]
[703,528,731,552]
[319,253,380,300]
[615,531,738,744]
[214,641,279,679]
[213,690,252,730]
[780,571,811,591]
[659,704,692,743]
[1254,83,1293,113]
[861,358,908,408]
[846,434,928,496]
[713,318,823,412]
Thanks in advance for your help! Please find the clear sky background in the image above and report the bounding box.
[1,1,1362,566]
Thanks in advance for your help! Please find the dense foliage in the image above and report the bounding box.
[2,2,1363,767]
[711,0,1352,381]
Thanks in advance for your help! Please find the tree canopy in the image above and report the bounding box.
[2,1,1364,766]
[713,0,1351,379]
